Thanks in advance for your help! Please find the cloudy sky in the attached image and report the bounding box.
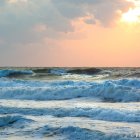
[0,0,140,67]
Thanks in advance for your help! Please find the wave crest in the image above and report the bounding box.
[0,69,33,78]
[0,79,140,102]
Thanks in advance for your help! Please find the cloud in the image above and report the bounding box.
[0,0,74,44]
[52,0,134,26]
[0,0,134,44]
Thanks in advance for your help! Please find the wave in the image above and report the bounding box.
[33,125,140,140]
[0,79,140,102]
[0,106,139,122]
[67,68,102,75]
[34,125,106,139]
[33,68,101,75]
[128,72,140,78]
[0,68,140,79]
[0,69,33,78]
[33,67,140,78]
[56,107,140,122]
[0,115,32,127]
[33,68,67,75]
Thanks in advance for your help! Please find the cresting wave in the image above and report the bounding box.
[0,69,33,78]
[0,68,101,77]
[0,79,140,102]
[33,68,101,75]
[0,68,140,79]
[0,106,139,122]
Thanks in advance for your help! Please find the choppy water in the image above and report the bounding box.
[0,67,140,140]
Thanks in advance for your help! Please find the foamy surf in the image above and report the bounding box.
[0,67,140,140]
[0,79,140,102]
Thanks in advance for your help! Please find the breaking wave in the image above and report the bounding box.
[0,79,140,102]
[0,68,140,79]
[0,106,139,122]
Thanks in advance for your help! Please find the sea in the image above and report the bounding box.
[0,67,140,140]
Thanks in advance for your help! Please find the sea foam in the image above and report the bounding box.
[0,79,140,102]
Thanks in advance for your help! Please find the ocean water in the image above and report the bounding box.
[0,67,140,140]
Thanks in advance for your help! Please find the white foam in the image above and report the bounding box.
[0,79,140,102]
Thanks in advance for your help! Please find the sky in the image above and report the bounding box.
[0,0,140,67]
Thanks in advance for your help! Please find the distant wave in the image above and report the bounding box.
[0,69,33,78]
[30,68,140,79]
[1,68,140,79]
[33,68,102,75]
[0,79,140,102]
[33,68,67,75]
[67,68,102,75]
[127,72,140,78]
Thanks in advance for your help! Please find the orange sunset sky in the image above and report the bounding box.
[0,0,140,67]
